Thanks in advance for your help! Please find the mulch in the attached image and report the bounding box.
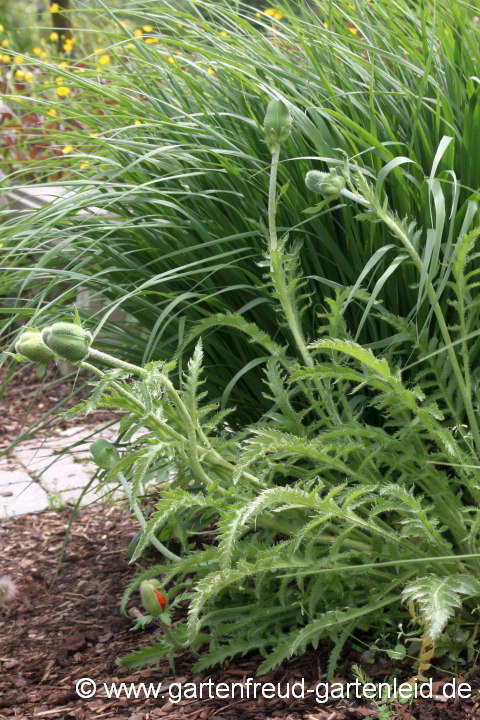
[0,361,117,450]
[1,503,479,720]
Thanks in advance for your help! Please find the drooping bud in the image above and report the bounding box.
[263,98,291,149]
[90,439,120,470]
[15,329,56,365]
[140,580,168,617]
[42,322,92,362]
[0,575,18,606]
[305,170,346,197]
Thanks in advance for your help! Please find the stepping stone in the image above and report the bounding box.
[0,469,48,519]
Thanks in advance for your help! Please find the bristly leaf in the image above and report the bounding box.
[401,574,480,641]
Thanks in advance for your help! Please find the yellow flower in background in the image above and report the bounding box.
[41,51,48,59]
[134,29,142,37]
[57,61,68,68]
[264,8,276,16]
[47,108,57,117]
[80,161,89,169]
[324,21,328,28]
[145,37,158,44]
[348,26,357,34]
[1,39,9,48]
[94,47,103,53]
[56,85,69,96]
[274,12,284,19]
[33,47,42,55]
[126,42,135,48]
[14,56,24,64]
[15,69,25,79]
[99,54,109,65]
[143,25,153,32]
[25,71,33,82]
[167,56,175,64]
[2,54,9,62]
[50,3,60,12]
[62,144,73,154]
[50,32,58,41]
[349,3,356,8]
[219,30,228,36]
[135,119,142,125]
[56,76,65,83]
[207,67,216,75]
[64,40,73,51]
[0,24,4,33]
[89,132,99,137]
[255,12,261,18]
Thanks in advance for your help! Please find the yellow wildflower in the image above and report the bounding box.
[349,3,356,8]
[14,56,23,64]
[348,26,357,34]
[0,24,3,33]
[167,56,175,64]
[2,54,9,62]
[143,25,153,32]
[62,144,73,154]
[145,37,158,44]
[57,61,68,69]
[274,12,284,20]
[47,108,57,117]
[50,3,60,12]
[80,161,89,169]
[50,32,58,41]
[264,8,276,16]
[120,21,129,28]
[25,71,33,82]
[94,47,103,53]
[256,12,261,18]
[41,51,48,59]
[1,40,9,48]
[126,42,135,48]
[219,30,228,36]
[64,41,73,51]
[207,67,216,75]
[15,69,25,79]
[56,86,70,97]
[135,119,142,125]
[0,243,4,248]
[324,22,328,28]
[89,132,99,137]
[134,29,142,37]
[99,54,109,65]
[56,76,65,84]
[33,47,42,56]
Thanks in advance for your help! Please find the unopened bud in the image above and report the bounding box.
[263,99,291,149]
[42,322,92,362]
[140,580,168,617]
[15,329,56,365]
[305,170,346,197]
[90,440,120,470]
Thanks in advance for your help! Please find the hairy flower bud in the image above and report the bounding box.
[140,580,168,617]
[42,322,92,362]
[0,575,18,606]
[305,170,346,197]
[263,99,291,149]
[90,440,120,470]
[15,330,56,365]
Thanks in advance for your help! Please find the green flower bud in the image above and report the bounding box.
[305,170,346,197]
[263,99,291,149]
[42,322,92,362]
[140,580,168,617]
[90,440,120,470]
[15,329,56,365]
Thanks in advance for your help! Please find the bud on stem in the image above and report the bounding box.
[140,580,168,617]
[264,99,291,151]
[15,330,56,365]
[42,322,92,363]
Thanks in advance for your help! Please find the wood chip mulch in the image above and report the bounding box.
[1,503,479,720]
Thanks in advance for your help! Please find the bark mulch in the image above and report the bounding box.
[1,503,479,720]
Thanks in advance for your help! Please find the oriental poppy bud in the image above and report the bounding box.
[305,170,346,197]
[263,98,291,150]
[90,440,120,470]
[15,329,56,365]
[140,580,168,617]
[42,322,92,362]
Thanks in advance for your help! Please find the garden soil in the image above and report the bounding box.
[1,368,479,720]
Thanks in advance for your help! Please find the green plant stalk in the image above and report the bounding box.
[116,468,181,562]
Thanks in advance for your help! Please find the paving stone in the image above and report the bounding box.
[0,469,48,518]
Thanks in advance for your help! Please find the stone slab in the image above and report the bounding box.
[0,470,49,519]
